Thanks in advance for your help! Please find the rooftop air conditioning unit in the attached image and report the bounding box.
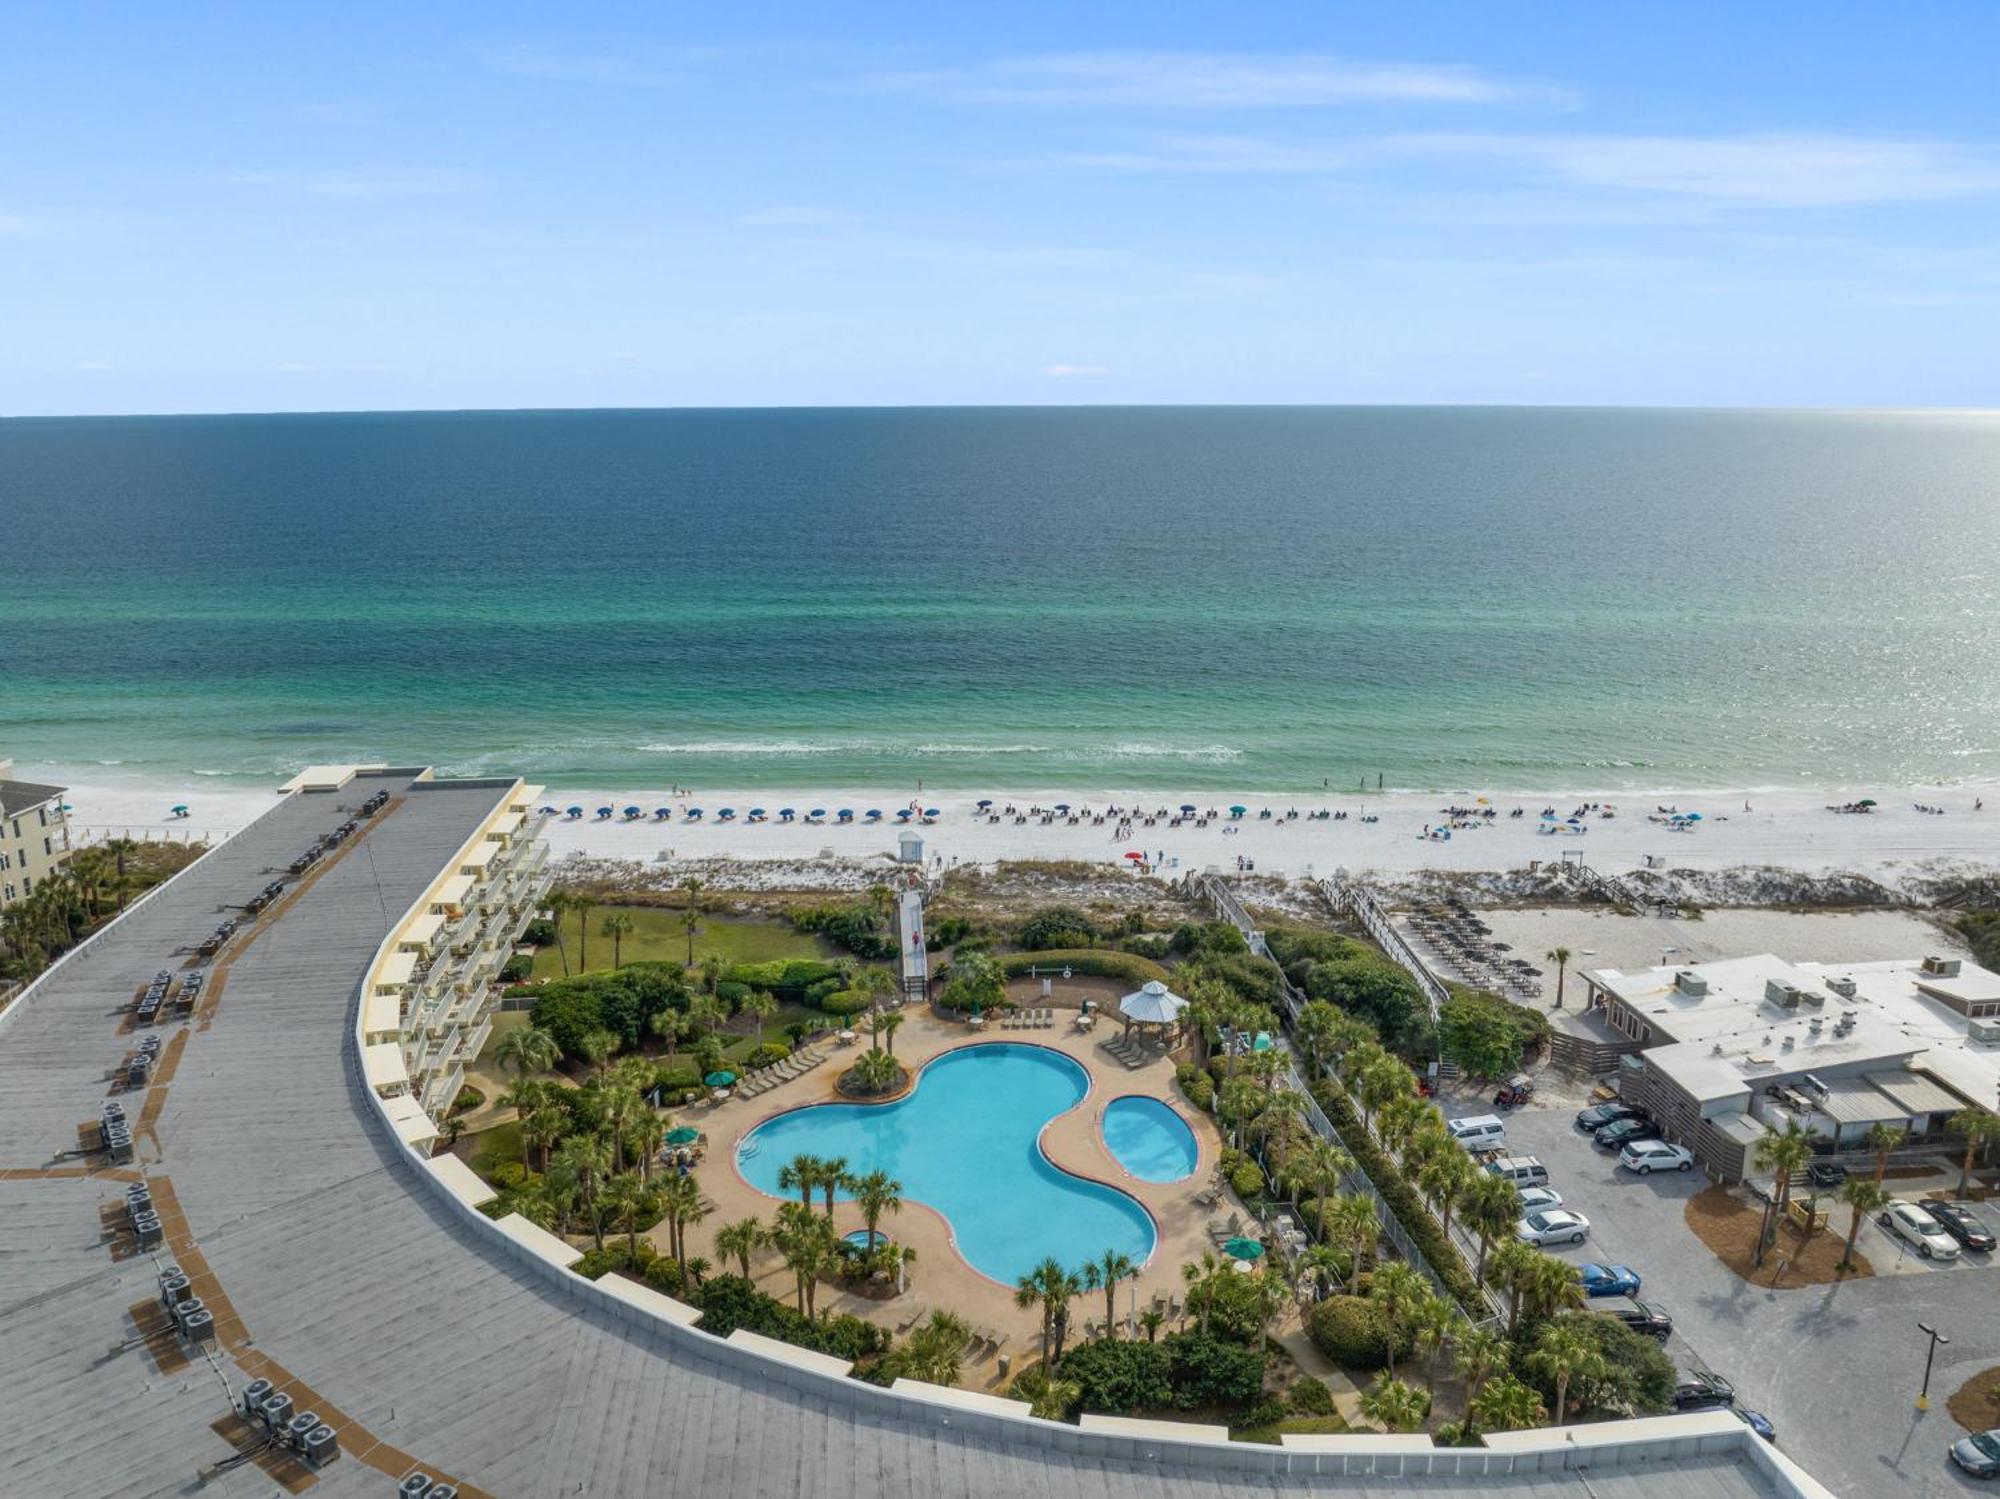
[1676,970,1708,997]
[1921,956,1962,977]
[240,1379,273,1423]
[1764,978,1792,1004]
[1803,990,1826,1008]
[1825,975,1858,998]
[1778,988,1803,1010]
[398,1474,437,1499]
[1970,1019,2000,1044]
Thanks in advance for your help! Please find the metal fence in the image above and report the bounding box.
[1319,877,1451,1017]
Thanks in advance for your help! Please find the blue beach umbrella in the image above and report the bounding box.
[717,808,735,820]
[1180,804,1197,813]
[865,808,883,821]
[1682,811,1703,821]
[1229,805,1246,818]
[685,808,703,820]
[922,807,940,819]
[170,803,190,815]
[1053,802,1070,811]
[896,809,913,822]
[837,808,854,821]
[566,806,583,819]
[778,808,795,821]
[654,807,672,819]
[704,1070,737,1088]
[748,807,766,818]
[623,805,642,819]
[976,799,993,809]
[808,808,827,819]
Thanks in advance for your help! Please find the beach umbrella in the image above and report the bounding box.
[686,808,703,819]
[837,808,853,820]
[1053,802,1070,811]
[749,807,766,817]
[1119,980,1188,1026]
[623,805,642,818]
[896,809,913,821]
[1683,811,1702,820]
[170,803,189,815]
[665,1126,700,1146]
[1223,1237,1265,1261]
[977,799,993,809]
[1229,805,1246,817]
[1180,803,1197,813]
[922,807,940,818]
[718,808,735,820]
[865,809,883,820]
[566,806,583,818]
[704,1070,737,1088]
[779,808,795,820]
[654,807,672,819]
[1123,850,1145,861]
[1857,798,1878,808]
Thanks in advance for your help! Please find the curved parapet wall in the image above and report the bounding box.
[347,835,1835,1495]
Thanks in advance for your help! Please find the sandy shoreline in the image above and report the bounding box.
[34,763,2000,888]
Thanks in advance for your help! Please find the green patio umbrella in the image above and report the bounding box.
[704,1070,737,1088]
[1223,1236,1265,1261]
[665,1126,700,1145]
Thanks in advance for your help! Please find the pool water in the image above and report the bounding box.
[1101,1096,1200,1183]
[736,1044,1156,1283]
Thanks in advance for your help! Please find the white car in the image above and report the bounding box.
[1517,1209,1592,1246]
[1517,1186,1564,1213]
[1878,1199,1962,1259]
[1619,1140,1695,1175]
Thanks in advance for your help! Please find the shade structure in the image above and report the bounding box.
[704,1070,737,1088]
[596,806,613,817]
[748,807,766,817]
[717,808,735,819]
[566,806,583,817]
[808,808,826,818]
[1123,850,1145,861]
[922,807,940,817]
[654,807,672,818]
[1119,980,1188,1027]
[1228,805,1246,817]
[623,805,641,817]
[1180,804,1197,812]
[170,803,189,814]
[1681,811,1702,821]
[685,808,703,819]
[1857,798,1878,807]
[895,809,913,821]
[1223,1237,1264,1261]
[1053,802,1070,811]
[865,809,883,820]
[778,808,795,820]
[664,1126,700,1145]
[976,799,993,808]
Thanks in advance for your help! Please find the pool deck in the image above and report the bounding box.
[685,1003,1232,1380]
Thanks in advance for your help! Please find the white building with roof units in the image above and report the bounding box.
[0,758,72,909]
[1581,951,1996,1179]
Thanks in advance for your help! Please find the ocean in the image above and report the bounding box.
[3,406,1997,794]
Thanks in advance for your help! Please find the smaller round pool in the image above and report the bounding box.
[843,1229,888,1250]
[1101,1096,1199,1183]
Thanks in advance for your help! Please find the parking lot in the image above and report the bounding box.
[1443,1093,2000,1495]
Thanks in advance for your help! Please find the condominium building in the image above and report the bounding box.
[0,758,72,909]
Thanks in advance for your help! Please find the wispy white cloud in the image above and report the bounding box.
[740,204,858,227]
[1067,134,1353,173]
[1043,363,1110,377]
[481,43,720,89]
[856,50,1549,108]
[224,168,480,197]
[1391,131,2000,207]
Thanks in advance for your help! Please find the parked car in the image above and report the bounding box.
[1448,1114,1508,1151]
[1673,1371,1736,1411]
[1806,1161,1847,1190]
[1576,1102,1644,1132]
[1517,1209,1592,1246]
[1577,1262,1642,1297]
[1517,1186,1564,1213]
[1951,1429,2000,1479]
[1599,1298,1673,1340]
[1732,1406,1777,1444]
[1618,1140,1696,1174]
[1919,1198,1997,1253]
[1878,1198,1963,1259]
[1593,1118,1654,1150]
[1484,1154,1551,1190]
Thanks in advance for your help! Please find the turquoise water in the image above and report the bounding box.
[1100,1096,1200,1184]
[735,1044,1156,1283]
[4,407,1999,792]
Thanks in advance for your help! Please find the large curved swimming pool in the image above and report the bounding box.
[735,1044,1156,1283]
[1101,1096,1200,1183]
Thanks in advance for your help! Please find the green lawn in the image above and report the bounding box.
[465,1119,524,1179]
[1230,1413,1351,1444]
[532,907,831,979]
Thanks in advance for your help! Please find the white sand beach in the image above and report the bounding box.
[39,766,2000,890]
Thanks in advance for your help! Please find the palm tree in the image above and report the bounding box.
[543,893,574,974]
[1753,1119,1816,1230]
[679,876,705,966]
[1296,1243,1351,1302]
[1528,1320,1605,1426]
[715,1215,766,1278]
[601,911,635,968]
[598,1085,644,1173]
[1136,1307,1165,1343]
[1836,1178,1891,1271]
[1469,1374,1546,1434]
[577,1027,620,1078]
[1863,1121,1907,1184]
[778,1153,823,1212]
[1420,1148,1475,1238]
[1452,1324,1511,1437]
[1358,1375,1427,1433]
[1487,1240,1540,1338]
[850,1169,904,1243]
[1014,1257,1080,1365]
[1323,1193,1380,1280]
[900,1310,972,1386]
[772,1202,835,1316]
[1368,1262,1428,1383]
[602,1171,660,1260]
[1949,1108,2000,1199]
[572,892,599,971]
[1464,1173,1521,1285]
[1178,1250,1229,1335]
[1545,946,1573,1009]
[1410,1293,1457,1397]
[872,1010,906,1057]
[1375,1094,1427,1158]
[657,1173,709,1282]
[1083,1249,1137,1340]
[522,1101,567,1172]
[850,1048,900,1094]
[815,1156,849,1220]
[740,989,777,1044]
[1519,1252,1586,1329]
[552,1134,612,1250]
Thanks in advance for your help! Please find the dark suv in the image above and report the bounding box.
[1919,1198,1997,1252]
[1576,1102,1642,1132]
[1600,1299,1673,1340]
[1673,1371,1736,1411]
[1593,1117,1654,1150]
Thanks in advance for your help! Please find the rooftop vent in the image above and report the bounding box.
[1825,975,1858,999]
[1921,956,1963,978]
[1970,1018,2000,1044]
[1676,970,1709,997]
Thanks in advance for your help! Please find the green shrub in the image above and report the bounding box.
[574,1239,660,1281]
[529,965,690,1056]
[817,988,872,1017]
[746,1041,792,1068]
[1439,988,1551,1079]
[1018,905,1100,951]
[1235,1396,1288,1432]
[715,980,751,1006]
[1060,1338,1174,1414]
[1170,920,1249,957]
[791,900,897,959]
[1228,1158,1266,1200]
[1174,1063,1215,1111]
[1307,1296,1399,1370]
[1120,934,1172,960]
[520,917,556,947]
[1164,1331,1265,1407]
[1178,949,1285,1008]
[723,958,842,993]
[450,1084,485,1115]
[499,953,534,983]
[653,1061,703,1093]
[998,949,1170,986]
[925,915,976,950]
[1286,1376,1335,1415]
[693,1274,888,1361]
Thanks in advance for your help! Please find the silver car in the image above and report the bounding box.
[1517,1209,1591,1246]
[1878,1199,1962,1260]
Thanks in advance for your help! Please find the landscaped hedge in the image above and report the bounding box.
[722,958,843,993]
[1174,1062,1215,1111]
[693,1274,888,1362]
[998,949,1170,986]
[1307,1295,1406,1370]
[817,988,872,1017]
[1307,1077,1482,1309]
[744,1041,792,1068]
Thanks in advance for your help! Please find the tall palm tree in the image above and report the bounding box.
[601,911,635,967]
[572,893,599,971]
[900,1310,972,1387]
[873,1010,906,1057]
[740,989,777,1044]
[1464,1173,1521,1285]
[1014,1257,1076,1364]
[1452,1324,1511,1437]
[657,1172,709,1282]
[1487,1240,1541,1338]
[1421,1148,1476,1239]
[1863,1121,1907,1184]
[496,1025,561,1086]
[1836,1178,1891,1271]
[715,1215,766,1278]
[1469,1374,1546,1434]
[698,952,725,997]
[1358,1375,1427,1433]
[1527,1320,1605,1426]
[1519,1252,1586,1328]
[1179,1251,1230,1336]
[1753,1119,1816,1229]
[522,1101,567,1173]
[850,1170,904,1243]
[577,1027,620,1078]
[1296,1243,1350,1301]
[778,1153,823,1212]
[1375,1094,1427,1158]
[1410,1293,1457,1397]
[1083,1249,1137,1340]
[1949,1108,2000,1199]
[543,892,574,975]
[1544,947,1573,1009]
[815,1156,849,1220]
[1367,1262,1428,1383]
[679,876,705,966]
[552,1134,612,1250]
[602,1171,659,1260]
[598,1085,643,1172]
[1323,1193,1380,1280]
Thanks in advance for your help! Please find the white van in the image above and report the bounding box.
[1447,1115,1507,1152]
[1484,1155,1551,1190]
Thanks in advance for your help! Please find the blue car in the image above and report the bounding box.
[1733,1407,1777,1444]
[1577,1262,1642,1297]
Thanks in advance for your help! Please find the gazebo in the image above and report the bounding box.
[1117,979,1188,1041]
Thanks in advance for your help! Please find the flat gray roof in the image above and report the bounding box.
[0,774,1782,1499]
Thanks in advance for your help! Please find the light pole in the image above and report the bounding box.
[1916,1322,1950,1411]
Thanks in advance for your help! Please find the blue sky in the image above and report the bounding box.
[5,2,1998,413]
